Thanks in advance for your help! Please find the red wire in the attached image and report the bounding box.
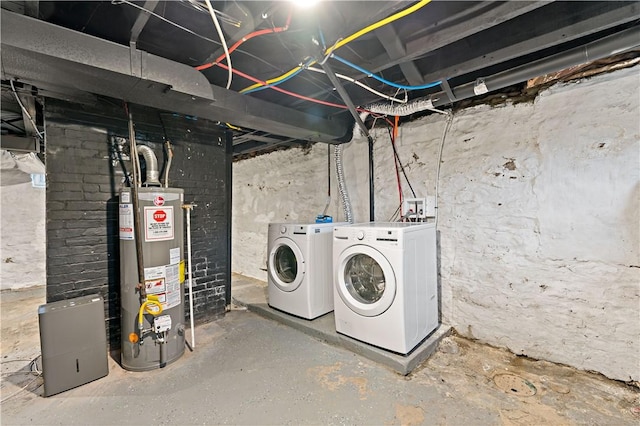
[216,62,389,116]
[195,10,293,71]
[215,63,353,109]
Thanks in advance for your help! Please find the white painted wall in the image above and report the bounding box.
[232,67,640,383]
[0,151,46,290]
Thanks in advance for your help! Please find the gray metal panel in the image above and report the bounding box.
[38,294,108,397]
[0,135,39,152]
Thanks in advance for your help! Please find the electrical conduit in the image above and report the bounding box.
[335,144,353,223]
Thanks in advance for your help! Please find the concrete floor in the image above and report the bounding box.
[1,281,639,425]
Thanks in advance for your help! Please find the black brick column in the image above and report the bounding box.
[44,97,231,349]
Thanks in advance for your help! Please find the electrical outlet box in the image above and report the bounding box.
[403,196,436,219]
[403,198,426,219]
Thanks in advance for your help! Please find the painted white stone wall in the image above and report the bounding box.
[0,152,46,291]
[232,67,640,382]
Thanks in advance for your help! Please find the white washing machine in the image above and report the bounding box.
[268,222,341,319]
[333,222,439,354]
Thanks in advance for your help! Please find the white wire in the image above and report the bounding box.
[0,356,43,403]
[9,80,44,140]
[435,112,454,229]
[204,0,232,89]
[112,0,222,47]
[306,67,407,104]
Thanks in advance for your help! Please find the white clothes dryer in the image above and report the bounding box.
[333,222,439,354]
[268,222,341,319]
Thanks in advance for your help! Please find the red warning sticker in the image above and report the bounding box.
[144,206,174,241]
[153,195,165,206]
[153,210,167,222]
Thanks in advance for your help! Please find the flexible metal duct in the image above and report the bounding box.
[334,145,354,223]
[136,145,161,186]
[366,98,448,117]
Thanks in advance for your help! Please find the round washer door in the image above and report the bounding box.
[336,244,396,317]
[268,237,305,292]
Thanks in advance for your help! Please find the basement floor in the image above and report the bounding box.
[1,280,639,425]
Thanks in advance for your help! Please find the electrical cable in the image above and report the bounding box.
[328,0,431,53]
[181,0,242,27]
[9,80,43,139]
[112,0,277,71]
[0,356,43,403]
[305,67,408,103]
[435,112,454,228]
[240,0,431,93]
[386,125,416,198]
[389,129,403,215]
[196,11,293,72]
[388,203,402,222]
[113,0,221,47]
[215,62,387,114]
[240,65,305,94]
[391,116,403,213]
[331,54,441,90]
[204,0,232,89]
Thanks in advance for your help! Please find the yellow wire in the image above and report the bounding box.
[330,0,431,52]
[239,0,431,93]
[240,65,303,94]
[225,122,242,131]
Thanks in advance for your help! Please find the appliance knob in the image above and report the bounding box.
[357,231,365,240]
[280,226,287,234]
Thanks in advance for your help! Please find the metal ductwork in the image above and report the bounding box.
[0,11,352,144]
[136,145,161,186]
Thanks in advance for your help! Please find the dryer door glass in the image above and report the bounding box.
[344,254,385,304]
[274,245,297,283]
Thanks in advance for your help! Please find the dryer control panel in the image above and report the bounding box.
[334,227,400,245]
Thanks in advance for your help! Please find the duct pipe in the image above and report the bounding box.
[321,60,376,221]
[136,145,161,186]
[428,26,639,109]
[366,98,449,117]
[334,145,353,223]
[163,140,173,188]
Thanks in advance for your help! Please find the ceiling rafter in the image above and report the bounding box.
[374,24,424,86]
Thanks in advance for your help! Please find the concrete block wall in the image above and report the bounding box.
[232,66,640,383]
[45,98,231,348]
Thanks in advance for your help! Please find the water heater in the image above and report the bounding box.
[119,187,185,371]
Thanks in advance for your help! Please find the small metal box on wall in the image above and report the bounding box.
[38,294,109,397]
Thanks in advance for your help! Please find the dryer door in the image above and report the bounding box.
[336,245,396,317]
[268,237,305,292]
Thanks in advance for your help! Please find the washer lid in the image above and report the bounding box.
[268,237,305,292]
[336,245,396,317]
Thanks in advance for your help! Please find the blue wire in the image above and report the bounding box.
[332,54,441,90]
[318,28,327,50]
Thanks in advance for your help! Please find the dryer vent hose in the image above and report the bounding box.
[335,144,354,223]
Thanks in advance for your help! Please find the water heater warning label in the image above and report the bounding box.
[119,204,134,240]
[144,206,174,241]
